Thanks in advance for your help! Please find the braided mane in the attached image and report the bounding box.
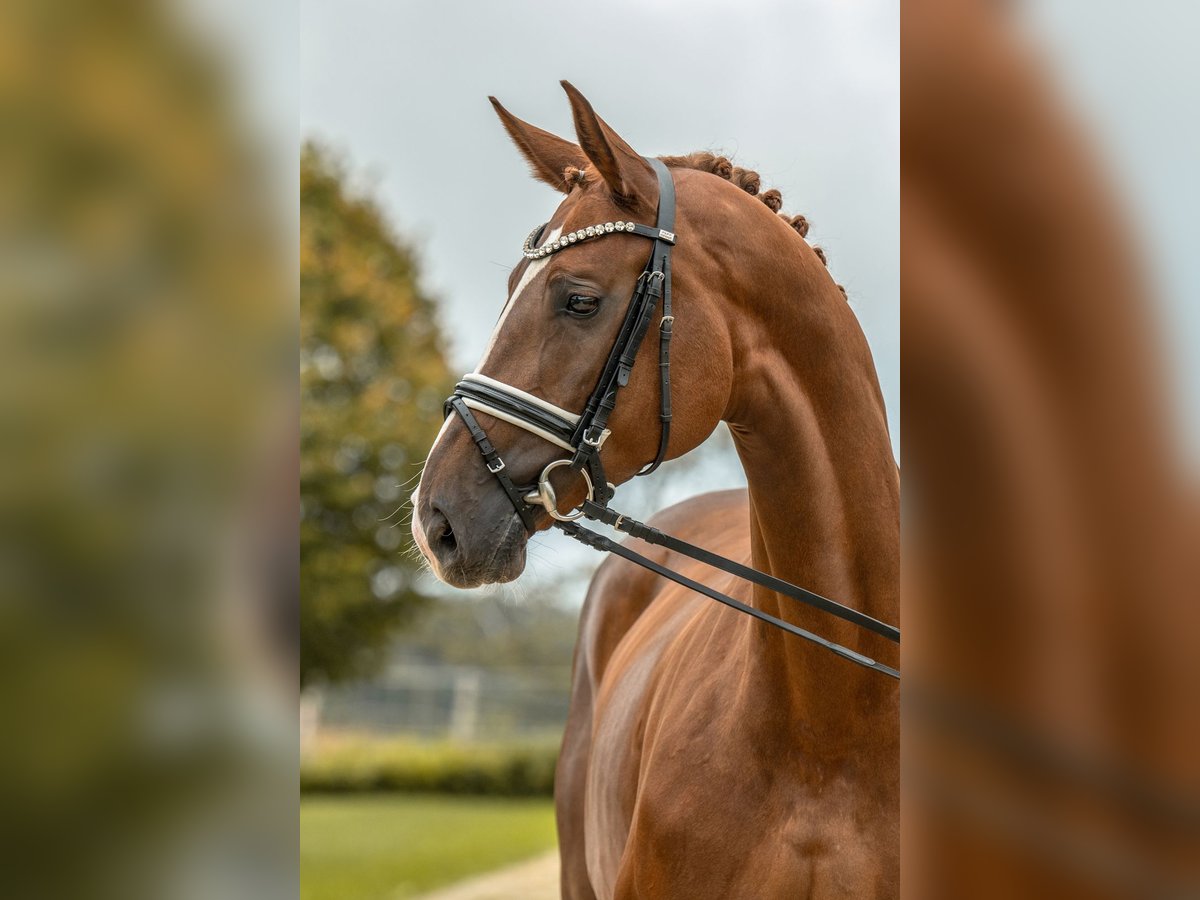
[657,151,847,299]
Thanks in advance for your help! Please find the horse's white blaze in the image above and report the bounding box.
[410,483,441,578]
[411,414,458,578]
[413,227,560,575]
[475,226,562,371]
[425,410,456,458]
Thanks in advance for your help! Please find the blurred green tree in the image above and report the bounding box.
[301,142,453,687]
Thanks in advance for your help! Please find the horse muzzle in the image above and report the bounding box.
[412,487,528,588]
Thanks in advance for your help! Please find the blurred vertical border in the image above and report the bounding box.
[903,0,1199,896]
[0,0,296,897]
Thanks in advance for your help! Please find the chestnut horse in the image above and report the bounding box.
[412,83,899,898]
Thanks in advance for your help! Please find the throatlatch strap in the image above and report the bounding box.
[558,521,899,680]
[640,219,673,470]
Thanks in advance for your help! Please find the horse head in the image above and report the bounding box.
[413,83,734,587]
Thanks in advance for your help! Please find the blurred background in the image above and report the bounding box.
[903,0,1200,896]
[299,1,897,897]
[1,1,297,899]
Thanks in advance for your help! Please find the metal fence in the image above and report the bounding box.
[310,662,572,743]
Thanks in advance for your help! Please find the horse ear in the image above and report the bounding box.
[489,97,585,194]
[560,81,654,209]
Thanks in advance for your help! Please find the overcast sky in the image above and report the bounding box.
[290,0,1200,600]
[300,0,901,447]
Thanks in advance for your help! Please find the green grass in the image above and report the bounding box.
[300,794,557,900]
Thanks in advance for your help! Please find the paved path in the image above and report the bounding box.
[413,850,560,900]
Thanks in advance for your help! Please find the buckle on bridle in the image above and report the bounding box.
[521,458,594,522]
[583,426,604,448]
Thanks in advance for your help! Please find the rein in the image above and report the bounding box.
[445,158,900,679]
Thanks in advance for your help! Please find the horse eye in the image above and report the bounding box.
[565,293,600,318]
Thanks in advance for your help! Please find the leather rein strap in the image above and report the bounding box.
[578,499,899,644]
[558,520,900,680]
[444,157,900,679]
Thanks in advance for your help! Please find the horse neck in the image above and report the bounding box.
[720,225,900,738]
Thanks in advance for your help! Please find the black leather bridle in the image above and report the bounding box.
[444,158,900,679]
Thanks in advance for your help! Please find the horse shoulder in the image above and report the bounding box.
[575,488,749,686]
[559,489,750,898]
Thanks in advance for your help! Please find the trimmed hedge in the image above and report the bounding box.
[301,736,559,797]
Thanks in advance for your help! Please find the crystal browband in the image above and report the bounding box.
[523,220,676,260]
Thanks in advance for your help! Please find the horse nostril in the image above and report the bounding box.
[439,523,458,554]
[428,506,459,556]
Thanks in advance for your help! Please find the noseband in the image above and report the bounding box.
[444,158,900,679]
